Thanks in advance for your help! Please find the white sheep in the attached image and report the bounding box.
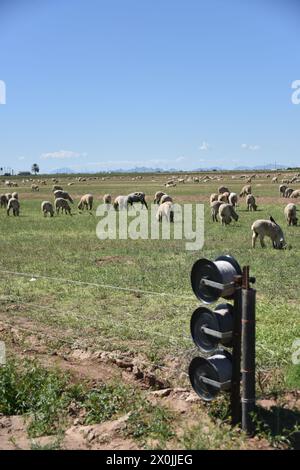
[103,194,112,204]
[210,193,218,204]
[218,203,239,225]
[113,195,128,210]
[228,192,238,207]
[290,189,300,198]
[251,217,286,249]
[41,201,54,217]
[246,194,257,211]
[31,184,39,192]
[284,203,298,226]
[52,185,63,191]
[210,200,223,222]
[55,198,72,215]
[156,201,174,222]
[11,192,18,199]
[240,184,252,197]
[78,194,93,211]
[7,197,20,216]
[284,188,294,198]
[279,184,287,197]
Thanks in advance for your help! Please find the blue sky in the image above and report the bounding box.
[0,0,299,173]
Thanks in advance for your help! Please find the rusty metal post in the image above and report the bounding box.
[230,275,242,426]
[241,266,256,435]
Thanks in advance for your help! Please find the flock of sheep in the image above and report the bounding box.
[1,175,299,249]
[209,184,298,249]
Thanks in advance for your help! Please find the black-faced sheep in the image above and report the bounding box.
[251,217,286,249]
[218,192,230,203]
[127,192,148,209]
[54,190,73,204]
[218,186,230,194]
[154,191,166,204]
[160,194,173,204]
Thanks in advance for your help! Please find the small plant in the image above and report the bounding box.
[125,402,175,447]
[83,383,137,424]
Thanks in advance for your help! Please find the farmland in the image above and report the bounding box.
[0,171,299,450]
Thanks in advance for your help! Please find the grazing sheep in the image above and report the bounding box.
[55,198,71,215]
[218,186,230,194]
[53,190,73,204]
[251,217,286,249]
[154,191,166,204]
[228,192,238,208]
[5,193,12,201]
[210,200,223,222]
[31,184,39,192]
[52,185,63,191]
[156,201,174,222]
[240,184,252,197]
[160,194,173,204]
[78,194,93,211]
[218,192,230,203]
[0,194,7,208]
[290,189,300,198]
[41,201,54,217]
[11,192,18,199]
[284,203,298,226]
[7,197,20,216]
[272,176,278,183]
[127,192,148,209]
[210,193,218,204]
[246,194,257,211]
[103,194,112,204]
[279,184,287,197]
[113,195,128,210]
[219,203,239,225]
[284,188,294,198]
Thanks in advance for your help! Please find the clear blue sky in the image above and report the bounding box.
[0,0,299,173]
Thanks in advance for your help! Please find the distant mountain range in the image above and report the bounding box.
[48,163,291,174]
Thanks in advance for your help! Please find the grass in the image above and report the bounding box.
[0,172,299,447]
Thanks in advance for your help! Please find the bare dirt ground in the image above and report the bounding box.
[1,314,292,450]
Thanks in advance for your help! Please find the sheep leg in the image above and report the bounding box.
[252,231,258,248]
[259,234,266,248]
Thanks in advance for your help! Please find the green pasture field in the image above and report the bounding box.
[0,172,299,392]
